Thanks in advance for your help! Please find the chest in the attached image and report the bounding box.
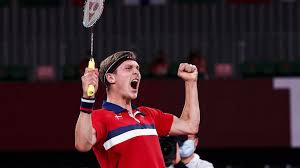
[108,111,153,127]
[101,111,158,153]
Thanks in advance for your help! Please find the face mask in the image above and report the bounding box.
[179,139,196,158]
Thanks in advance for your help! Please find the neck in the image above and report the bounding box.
[181,154,195,165]
[107,91,133,112]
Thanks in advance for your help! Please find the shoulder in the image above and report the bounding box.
[138,106,163,112]
[191,154,214,168]
[138,106,173,122]
[92,108,114,119]
[138,106,163,115]
[92,108,109,114]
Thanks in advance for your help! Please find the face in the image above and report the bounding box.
[179,135,198,158]
[108,60,141,100]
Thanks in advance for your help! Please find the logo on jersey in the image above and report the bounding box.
[115,114,123,120]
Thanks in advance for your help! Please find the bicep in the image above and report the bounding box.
[169,116,193,136]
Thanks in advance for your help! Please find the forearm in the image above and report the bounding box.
[75,112,96,152]
[76,67,98,151]
[180,81,200,132]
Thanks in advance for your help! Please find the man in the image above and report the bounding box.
[178,134,214,168]
[75,51,200,168]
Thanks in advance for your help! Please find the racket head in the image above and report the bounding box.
[83,0,104,28]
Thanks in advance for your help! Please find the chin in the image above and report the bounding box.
[130,95,138,100]
[129,93,138,100]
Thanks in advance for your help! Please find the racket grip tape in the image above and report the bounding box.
[87,58,95,97]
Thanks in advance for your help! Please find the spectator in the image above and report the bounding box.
[180,134,213,168]
[167,134,214,168]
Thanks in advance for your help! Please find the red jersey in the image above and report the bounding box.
[91,101,174,168]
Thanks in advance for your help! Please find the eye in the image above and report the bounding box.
[125,66,132,70]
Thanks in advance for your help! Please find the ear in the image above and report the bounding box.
[194,138,199,147]
[106,73,116,84]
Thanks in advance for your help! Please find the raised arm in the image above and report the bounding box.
[75,68,98,152]
[170,63,200,135]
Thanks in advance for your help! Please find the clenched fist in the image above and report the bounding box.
[81,68,99,98]
[177,63,198,82]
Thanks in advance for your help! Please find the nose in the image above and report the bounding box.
[133,68,141,77]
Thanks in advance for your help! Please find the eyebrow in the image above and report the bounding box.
[123,62,139,69]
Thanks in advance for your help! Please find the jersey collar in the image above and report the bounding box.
[102,101,138,114]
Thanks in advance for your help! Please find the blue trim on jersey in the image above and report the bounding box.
[102,101,138,114]
[106,124,155,141]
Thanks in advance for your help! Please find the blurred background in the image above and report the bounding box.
[1,0,300,167]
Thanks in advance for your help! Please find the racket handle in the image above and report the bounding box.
[87,85,95,97]
[87,58,95,97]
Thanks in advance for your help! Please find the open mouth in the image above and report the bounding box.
[130,79,139,89]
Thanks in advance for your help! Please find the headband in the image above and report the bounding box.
[103,52,135,84]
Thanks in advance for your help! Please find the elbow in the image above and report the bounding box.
[189,123,199,134]
[75,141,92,152]
[184,128,198,135]
[190,127,199,135]
[74,128,95,152]
[75,136,92,152]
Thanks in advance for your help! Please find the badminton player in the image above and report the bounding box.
[75,51,200,168]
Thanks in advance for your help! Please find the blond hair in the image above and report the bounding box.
[99,51,137,84]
